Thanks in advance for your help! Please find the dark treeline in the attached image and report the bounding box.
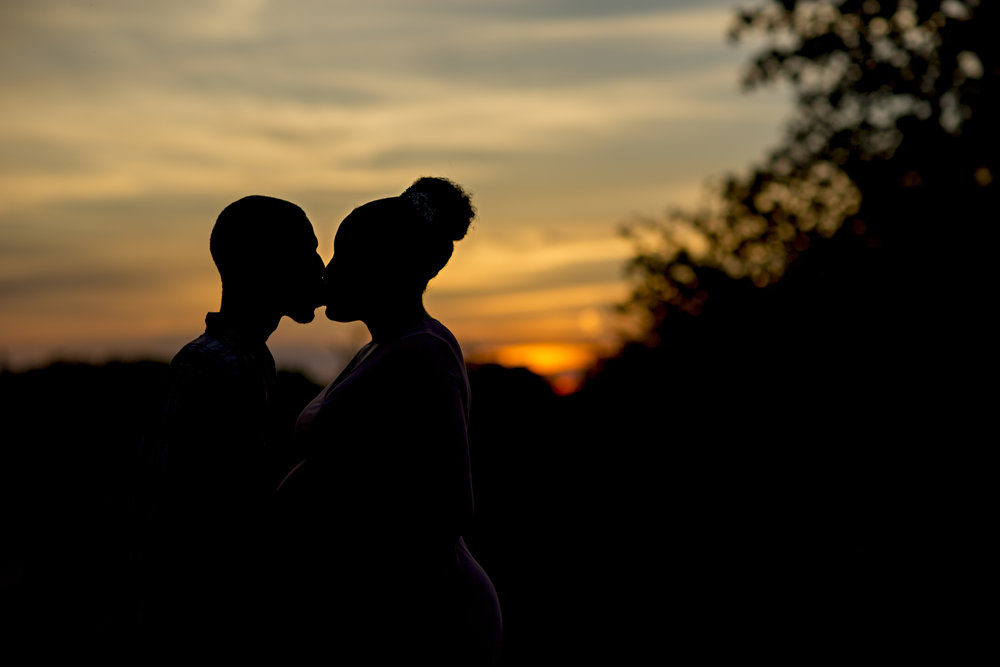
[0,347,977,662]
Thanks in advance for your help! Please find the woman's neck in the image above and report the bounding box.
[363,297,429,343]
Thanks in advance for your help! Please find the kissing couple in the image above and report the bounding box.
[140,177,502,665]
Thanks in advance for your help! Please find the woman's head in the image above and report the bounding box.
[325,177,475,323]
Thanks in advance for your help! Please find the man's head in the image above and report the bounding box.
[211,195,325,324]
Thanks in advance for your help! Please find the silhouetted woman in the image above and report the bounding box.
[273,177,501,665]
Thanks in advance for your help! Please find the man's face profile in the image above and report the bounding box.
[274,213,325,325]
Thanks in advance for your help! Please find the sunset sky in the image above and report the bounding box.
[0,0,792,390]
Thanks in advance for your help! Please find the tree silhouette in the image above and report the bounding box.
[622,0,995,334]
[576,3,993,656]
[599,0,997,485]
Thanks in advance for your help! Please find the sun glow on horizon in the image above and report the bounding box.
[468,341,604,395]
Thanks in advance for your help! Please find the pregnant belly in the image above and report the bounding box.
[455,537,503,665]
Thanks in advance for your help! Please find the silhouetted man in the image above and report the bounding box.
[140,196,324,652]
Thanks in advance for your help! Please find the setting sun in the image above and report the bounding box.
[471,342,601,394]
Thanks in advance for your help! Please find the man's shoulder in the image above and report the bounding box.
[170,333,243,378]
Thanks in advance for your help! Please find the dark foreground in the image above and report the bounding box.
[0,357,981,663]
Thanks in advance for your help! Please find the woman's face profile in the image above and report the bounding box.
[324,209,376,323]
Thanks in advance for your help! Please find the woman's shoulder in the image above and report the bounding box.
[394,318,465,368]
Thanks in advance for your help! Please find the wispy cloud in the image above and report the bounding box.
[1,62,773,210]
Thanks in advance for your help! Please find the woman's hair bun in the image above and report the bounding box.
[402,176,475,242]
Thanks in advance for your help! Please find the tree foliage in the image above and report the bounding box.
[623,0,996,337]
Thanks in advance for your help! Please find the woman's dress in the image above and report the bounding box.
[273,317,501,664]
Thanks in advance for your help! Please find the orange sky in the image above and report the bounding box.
[0,1,790,391]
